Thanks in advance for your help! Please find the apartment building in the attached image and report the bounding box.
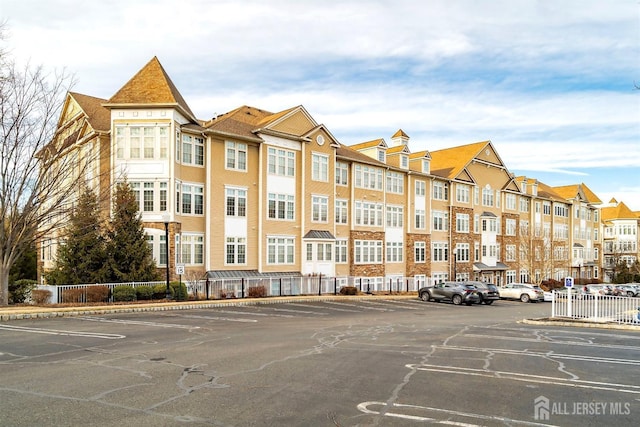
[38,57,630,286]
[601,200,640,282]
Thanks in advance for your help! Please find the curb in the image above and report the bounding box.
[0,294,417,322]
[521,317,640,331]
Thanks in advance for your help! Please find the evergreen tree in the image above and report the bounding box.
[45,187,109,285]
[106,181,160,282]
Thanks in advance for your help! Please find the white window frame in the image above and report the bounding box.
[226,141,247,171]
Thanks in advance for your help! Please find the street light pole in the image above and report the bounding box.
[163,215,171,300]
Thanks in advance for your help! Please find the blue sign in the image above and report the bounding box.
[564,277,574,288]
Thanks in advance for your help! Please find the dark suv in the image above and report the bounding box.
[418,282,480,306]
[467,281,500,305]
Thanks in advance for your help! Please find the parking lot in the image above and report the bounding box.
[1,298,638,426]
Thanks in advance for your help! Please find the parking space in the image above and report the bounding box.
[0,298,637,426]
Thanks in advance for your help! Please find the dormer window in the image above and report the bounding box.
[422,159,430,174]
[377,149,386,163]
[400,155,408,169]
[521,181,527,194]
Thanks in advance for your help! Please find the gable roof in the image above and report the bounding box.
[69,92,110,132]
[205,105,273,141]
[553,183,602,205]
[336,143,387,168]
[105,56,197,121]
[349,138,387,151]
[601,201,637,221]
[430,140,494,180]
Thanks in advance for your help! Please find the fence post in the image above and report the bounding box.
[279,278,282,297]
[334,277,337,295]
[407,279,410,293]
[367,279,371,294]
[241,278,245,298]
[318,273,322,296]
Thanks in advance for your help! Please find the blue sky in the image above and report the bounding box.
[2,0,639,209]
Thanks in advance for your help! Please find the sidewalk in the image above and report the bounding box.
[0,294,417,321]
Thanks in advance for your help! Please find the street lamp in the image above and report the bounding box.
[163,214,171,300]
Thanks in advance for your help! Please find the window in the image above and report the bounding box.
[335,162,348,185]
[312,153,328,181]
[130,127,140,158]
[129,181,169,213]
[543,201,551,215]
[268,147,295,176]
[456,213,470,233]
[519,197,530,212]
[268,193,295,220]
[143,127,155,158]
[311,195,328,222]
[432,211,449,231]
[354,240,383,264]
[226,187,247,217]
[505,194,516,210]
[481,217,497,233]
[433,182,448,200]
[415,241,426,263]
[386,206,404,228]
[226,237,246,265]
[506,245,516,261]
[226,142,247,171]
[386,172,404,194]
[335,199,348,224]
[181,135,205,166]
[505,219,517,236]
[335,240,348,263]
[456,243,470,262]
[377,149,385,163]
[386,241,403,262]
[354,165,383,190]
[422,160,430,173]
[415,180,426,197]
[267,237,295,264]
[180,234,204,265]
[354,201,383,227]
[178,183,204,215]
[482,187,494,206]
[415,209,425,229]
[432,242,448,262]
[456,184,470,203]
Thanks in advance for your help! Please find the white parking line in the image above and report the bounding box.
[76,317,198,329]
[407,363,640,394]
[0,323,125,339]
[357,401,558,426]
[323,301,388,311]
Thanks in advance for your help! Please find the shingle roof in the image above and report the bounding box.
[336,143,387,167]
[349,138,386,151]
[205,105,274,140]
[107,56,196,121]
[601,201,637,221]
[429,140,490,179]
[553,183,602,205]
[392,129,409,139]
[69,92,110,132]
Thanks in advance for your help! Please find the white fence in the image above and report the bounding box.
[551,291,640,325]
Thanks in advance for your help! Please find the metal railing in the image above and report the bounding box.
[35,275,429,304]
[551,291,640,325]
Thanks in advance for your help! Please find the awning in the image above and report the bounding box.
[473,262,509,271]
[206,270,302,279]
[303,230,336,240]
[480,211,497,217]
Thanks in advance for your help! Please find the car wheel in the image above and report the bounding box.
[452,294,463,305]
[420,292,430,302]
[477,294,484,304]
[484,300,494,305]
[628,291,635,297]
[520,294,531,303]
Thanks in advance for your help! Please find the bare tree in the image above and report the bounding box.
[0,27,97,305]
[518,224,567,286]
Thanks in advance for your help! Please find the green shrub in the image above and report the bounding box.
[152,284,173,299]
[31,289,52,305]
[170,281,188,301]
[62,288,85,303]
[9,279,38,304]
[248,285,267,298]
[113,285,136,302]
[135,285,154,300]
[86,286,110,303]
[339,286,358,295]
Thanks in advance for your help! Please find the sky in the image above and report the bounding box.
[2,0,639,210]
